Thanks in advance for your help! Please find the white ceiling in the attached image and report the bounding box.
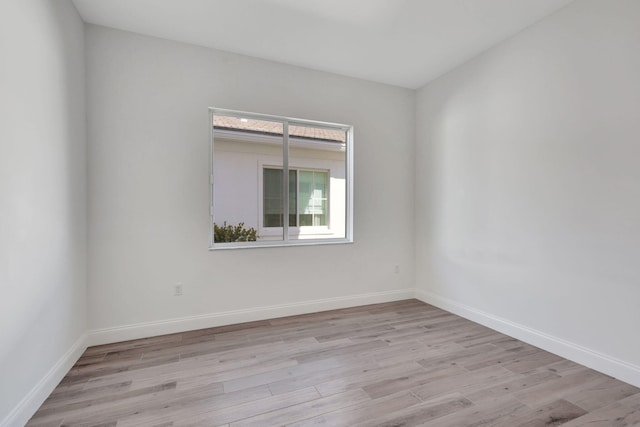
[72,0,575,89]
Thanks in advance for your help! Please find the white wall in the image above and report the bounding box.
[416,0,640,384]
[86,25,415,338]
[0,0,87,424]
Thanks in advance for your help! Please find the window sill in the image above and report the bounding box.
[209,238,353,250]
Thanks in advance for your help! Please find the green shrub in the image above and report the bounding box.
[214,221,257,242]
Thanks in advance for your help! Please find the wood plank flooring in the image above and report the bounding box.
[27,300,640,426]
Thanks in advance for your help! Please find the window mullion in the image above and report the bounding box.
[283,121,289,242]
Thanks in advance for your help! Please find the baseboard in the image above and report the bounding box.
[1,333,88,427]
[415,288,640,388]
[88,288,415,346]
[8,288,639,426]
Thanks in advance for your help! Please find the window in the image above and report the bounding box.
[298,170,328,226]
[263,168,328,228]
[210,108,353,248]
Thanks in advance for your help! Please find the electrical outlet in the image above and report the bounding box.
[174,283,183,296]
[394,265,400,274]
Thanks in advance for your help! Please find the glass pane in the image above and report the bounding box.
[297,170,328,227]
[298,171,313,215]
[316,200,327,226]
[213,113,284,243]
[289,170,297,227]
[262,168,297,228]
[288,122,346,241]
[314,172,327,197]
[263,168,283,227]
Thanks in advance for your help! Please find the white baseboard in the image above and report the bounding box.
[415,288,640,388]
[8,287,640,427]
[1,333,88,427]
[88,288,415,346]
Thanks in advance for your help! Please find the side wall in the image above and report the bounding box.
[415,0,640,385]
[0,1,87,424]
[85,26,416,342]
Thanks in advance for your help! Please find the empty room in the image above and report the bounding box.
[2,0,640,425]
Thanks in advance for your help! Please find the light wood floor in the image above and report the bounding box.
[28,300,640,426]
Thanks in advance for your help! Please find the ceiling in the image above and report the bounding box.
[72,0,576,89]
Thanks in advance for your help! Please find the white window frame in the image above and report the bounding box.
[209,107,354,250]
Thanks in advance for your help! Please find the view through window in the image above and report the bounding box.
[210,109,352,248]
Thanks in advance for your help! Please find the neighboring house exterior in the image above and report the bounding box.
[213,116,346,241]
